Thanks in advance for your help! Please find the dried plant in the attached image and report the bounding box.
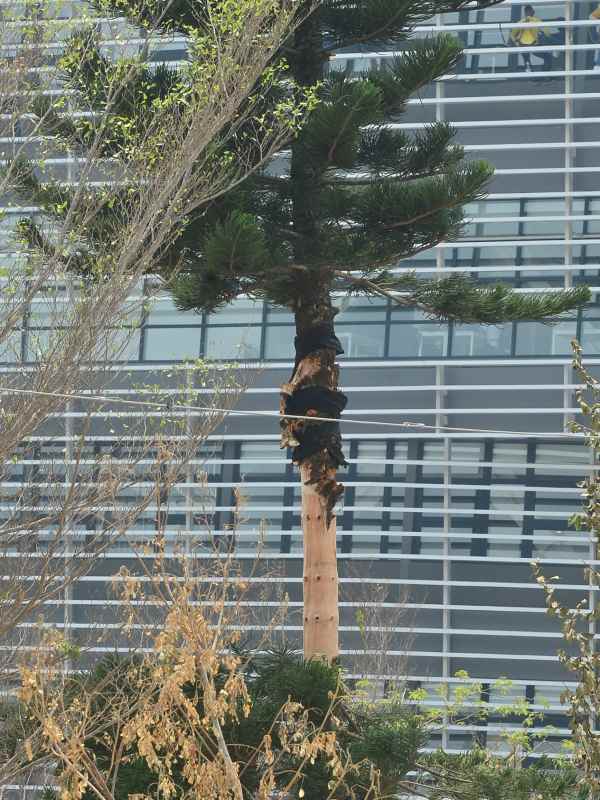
[15,537,393,800]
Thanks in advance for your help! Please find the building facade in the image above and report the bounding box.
[2,0,600,754]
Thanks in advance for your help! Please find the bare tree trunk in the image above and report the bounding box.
[281,296,346,662]
[300,462,339,661]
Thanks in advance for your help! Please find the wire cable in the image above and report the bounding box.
[0,385,584,439]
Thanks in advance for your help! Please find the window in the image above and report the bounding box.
[263,325,294,359]
[451,323,512,357]
[337,324,386,358]
[144,328,201,360]
[146,297,197,326]
[204,326,261,360]
[207,298,263,325]
[515,321,576,356]
[355,441,388,476]
[389,324,448,358]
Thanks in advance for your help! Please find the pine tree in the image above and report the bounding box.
[12,0,590,664]
[165,0,589,663]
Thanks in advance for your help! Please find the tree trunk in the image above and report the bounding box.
[300,461,339,661]
[280,297,346,662]
[283,12,345,662]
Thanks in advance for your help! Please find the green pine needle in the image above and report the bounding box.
[368,34,463,108]
[395,273,591,323]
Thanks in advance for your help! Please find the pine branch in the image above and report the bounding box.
[301,73,384,168]
[335,271,591,324]
[393,274,592,323]
[356,122,462,176]
[349,163,492,245]
[323,0,505,49]
[367,35,463,111]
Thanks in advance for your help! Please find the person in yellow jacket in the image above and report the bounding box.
[591,3,600,70]
[510,5,552,71]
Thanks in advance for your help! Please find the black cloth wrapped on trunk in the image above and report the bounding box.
[293,321,344,369]
[287,324,348,467]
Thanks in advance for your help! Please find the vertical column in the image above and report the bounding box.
[564,0,574,289]
[563,363,573,432]
[440,388,451,752]
[563,12,575,659]
[435,8,451,750]
[589,430,597,734]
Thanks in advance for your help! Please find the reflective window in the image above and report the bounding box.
[391,442,409,477]
[389,324,448,358]
[355,441,388,475]
[204,326,261,359]
[487,524,522,559]
[146,297,198,326]
[207,298,264,325]
[108,328,141,361]
[337,324,386,358]
[239,442,286,478]
[336,295,387,321]
[263,325,295,359]
[422,442,446,477]
[450,442,485,477]
[451,323,512,357]
[532,524,589,559]
[492,443,527,480]
[144,327,201,360]
[580,320,600,354]
[515,320,576,356]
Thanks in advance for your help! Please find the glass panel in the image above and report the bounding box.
[451,323,512,357]
[581,320,600,355]
[423,442,445,477]
[389,307,430,321]
[264,325,294,359]
[241,486,285,528]
[391,442,409,477]
[266,305,294,321]
[492,444,527,479]
[532,524,589,559]
[536,443,590,468]
[355,441,387,475]
[354,484,385,507]
[487,524,522,558]
[336,295,387,322]
[239,442,286,477]
[450,441,485,477]
[204,326,261,359]
[515,321,576,356]
[490,491,525,521]
[389,324,448,358]
[146,297,198,326]
[207,298,263,325]
[144,327,201,360]
[420,528,444,555]
[108,328,141,361]
[337,324,385,358]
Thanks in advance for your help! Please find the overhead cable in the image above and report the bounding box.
[0,385,584,440]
